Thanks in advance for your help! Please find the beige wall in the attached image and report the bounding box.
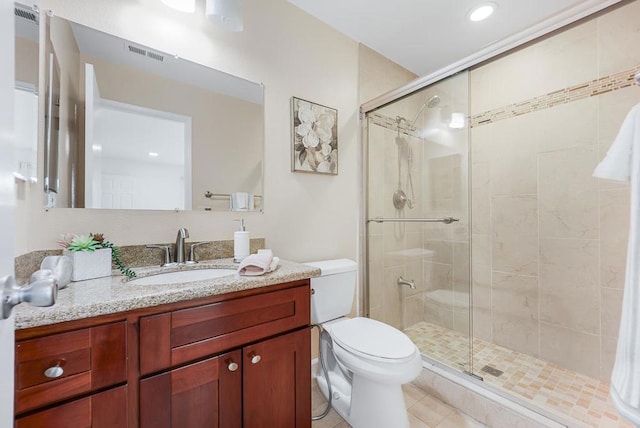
[470,0,640,381]
[15,37,38,86]
[16,0,363,263]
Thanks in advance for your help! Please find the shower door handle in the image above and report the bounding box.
[367,217,459,224]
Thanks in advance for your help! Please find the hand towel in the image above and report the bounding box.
[238,253,274,276]
[594,102,640,426]
[230,192,249,211]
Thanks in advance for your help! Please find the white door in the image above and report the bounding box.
[1,0,16,424]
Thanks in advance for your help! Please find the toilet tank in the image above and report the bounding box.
[306,259,357,324]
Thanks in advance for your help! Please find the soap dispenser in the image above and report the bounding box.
[233,219,250,262]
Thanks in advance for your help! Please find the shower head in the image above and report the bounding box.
[427,95,441,108]
[410,95,441,125]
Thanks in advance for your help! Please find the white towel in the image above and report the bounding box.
[230,192,249,211]
[594,102,640,425]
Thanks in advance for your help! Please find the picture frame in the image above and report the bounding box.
[291,97,338,175]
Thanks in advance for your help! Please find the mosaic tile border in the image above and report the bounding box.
[367,111,420,138]
[471,65,640,128]
[367,65,640,133]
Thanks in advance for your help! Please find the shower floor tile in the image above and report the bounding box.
[405,321,633,428]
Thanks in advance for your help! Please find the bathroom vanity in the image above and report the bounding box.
[12,260,318,427]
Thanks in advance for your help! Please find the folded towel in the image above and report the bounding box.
[238,253,279,276]
[33,255,73,289]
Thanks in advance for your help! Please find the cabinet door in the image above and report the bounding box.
[243,328,311,428]
[140,350,241,428]
[15,385,128,428]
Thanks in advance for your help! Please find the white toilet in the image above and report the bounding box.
[307,259,423,428]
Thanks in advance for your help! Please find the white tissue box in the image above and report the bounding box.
[63,248,112,281]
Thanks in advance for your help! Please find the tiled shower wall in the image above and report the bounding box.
[469,0,640,381]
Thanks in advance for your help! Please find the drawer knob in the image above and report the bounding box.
[44,364,64,378]
[249,353,261,364]
[227,360,239,372]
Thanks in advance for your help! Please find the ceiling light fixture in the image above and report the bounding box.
[468,3,496,22]
[206,0,243,32]
[161,0,196,13]
[149,152,159,157]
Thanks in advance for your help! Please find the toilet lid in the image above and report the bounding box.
[330,317,417,361]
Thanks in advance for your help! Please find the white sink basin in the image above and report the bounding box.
[128,268,237,285]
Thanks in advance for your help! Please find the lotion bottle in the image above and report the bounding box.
[233,219,250,262]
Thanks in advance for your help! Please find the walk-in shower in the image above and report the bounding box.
[363,25,640,423]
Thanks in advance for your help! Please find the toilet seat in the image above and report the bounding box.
[329,317,417,363]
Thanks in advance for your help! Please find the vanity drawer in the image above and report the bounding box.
[15,322,127,414]
[139,285,310,375]
[15,385,128,428]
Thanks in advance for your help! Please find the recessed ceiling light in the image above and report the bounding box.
[468,3,496,22]
[149,152,159,157]
[161,0,195,13]
[92,144,102,152]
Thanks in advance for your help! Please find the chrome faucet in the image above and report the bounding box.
[175,228,189,264]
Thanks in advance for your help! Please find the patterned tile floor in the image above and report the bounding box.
[404,321,633,428]
[311,380,485,428]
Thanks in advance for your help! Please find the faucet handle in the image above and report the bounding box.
[146,245,174,267]
[187,242,212,264]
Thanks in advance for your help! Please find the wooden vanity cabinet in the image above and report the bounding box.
[138,284,311,428]
[14,279,311,428]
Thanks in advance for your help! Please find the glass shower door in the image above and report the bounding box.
[365,71,472,374]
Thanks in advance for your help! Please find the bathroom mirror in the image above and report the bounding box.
[43,15,264,211]
[14,3,39,184]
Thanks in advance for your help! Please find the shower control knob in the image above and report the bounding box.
[249,353,261,364]
[226,360,239,372]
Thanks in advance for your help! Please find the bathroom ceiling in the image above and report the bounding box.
[287,0,618,77]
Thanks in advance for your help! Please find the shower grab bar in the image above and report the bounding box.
[367,216,459,224]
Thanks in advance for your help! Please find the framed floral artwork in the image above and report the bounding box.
[291,97,338,174]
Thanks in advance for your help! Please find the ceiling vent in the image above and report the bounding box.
[125,42,165,63]
[14,5,38,24]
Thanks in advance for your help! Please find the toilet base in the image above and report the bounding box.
[316,372,411,428]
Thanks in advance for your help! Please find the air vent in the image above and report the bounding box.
[125,43,165,63]
[146,51,164,62]
[15,5,38,24]
[127,45,147,57]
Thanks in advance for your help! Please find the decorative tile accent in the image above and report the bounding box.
[471,65,640,128]
[367,111,420,137]
[366,65,640,133]
[405,321,633,428]
[14,239,266,280]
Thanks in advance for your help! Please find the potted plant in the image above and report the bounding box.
[59,233,136,281]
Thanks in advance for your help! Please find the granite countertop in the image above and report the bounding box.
[13,258,321,330]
